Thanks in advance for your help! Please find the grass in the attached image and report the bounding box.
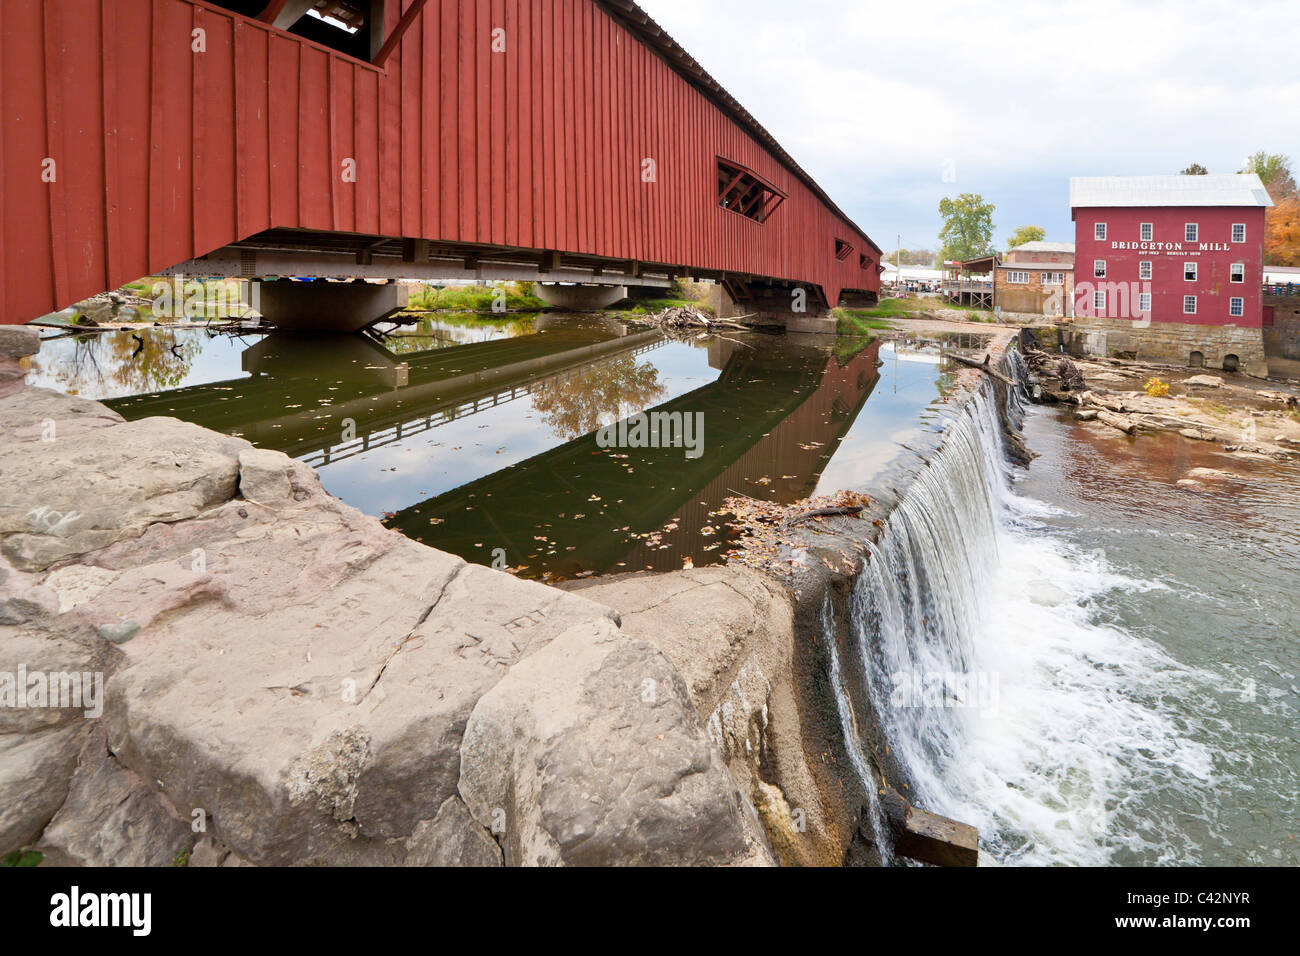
[833,307,899,336]
[1,849,41,867]
[406,282,546,313]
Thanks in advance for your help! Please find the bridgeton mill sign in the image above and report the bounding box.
[1109,242,1233,253]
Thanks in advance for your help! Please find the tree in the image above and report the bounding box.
[1241,150,1296,201]
[1180,163,1208,175]
[1006,225,1046,249]
[938,194,996,264]
[1264,195,1300,267]
[886,248,937,267]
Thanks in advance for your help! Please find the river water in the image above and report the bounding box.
[848,373,1300,866]
[26,319,1298,865]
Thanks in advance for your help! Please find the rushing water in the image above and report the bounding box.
[845,364,1300,866]
[31,319,1294,865]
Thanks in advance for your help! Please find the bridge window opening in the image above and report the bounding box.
[209,2,383,63]
[834,239,855,261]
[717,159,786,223]
[859,253,873,271]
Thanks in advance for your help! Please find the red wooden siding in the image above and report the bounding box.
[1,0,880,324]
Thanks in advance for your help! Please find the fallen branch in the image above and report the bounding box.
[949,353,1016,387]
[1096,410,1139,435]
[785,505,864,526]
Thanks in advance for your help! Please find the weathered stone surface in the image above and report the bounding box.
[0,724,87,854]
[1185,374,1225,388]
[404,796,503,867]
[1,376,757,867]
[37,732,196,867]
[0,411,247,571]
[0,326,41,359]
[0,385,124,442]
[91,501,623,864]
[459,618,755,866]
[569,567,836,865]
[237,448,294,504]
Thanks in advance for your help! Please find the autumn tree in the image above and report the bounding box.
[938,194,996,264]
[1006,225,1046,249]
[1265,195,1300,267]
[1180,163,1208,175]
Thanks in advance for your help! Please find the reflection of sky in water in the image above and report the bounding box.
[815,343,953,497]
[26,330,263,399]
[315,340,721,516]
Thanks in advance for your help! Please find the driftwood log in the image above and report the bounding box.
[1096,410,1139,435]
[949,353,1016,387]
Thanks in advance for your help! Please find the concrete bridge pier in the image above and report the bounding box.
[707,281,838,334]
[532,284,629,310]
[249,279,409,333]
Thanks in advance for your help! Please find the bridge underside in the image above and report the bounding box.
[168,228,876,333]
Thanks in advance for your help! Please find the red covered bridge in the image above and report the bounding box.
[1,0,882,330]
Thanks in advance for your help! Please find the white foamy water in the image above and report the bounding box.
[849,383,1220,865]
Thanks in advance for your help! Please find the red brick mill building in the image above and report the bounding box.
[1070,175,1273,376]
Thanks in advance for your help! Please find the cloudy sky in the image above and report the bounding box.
[638,0,1300,254]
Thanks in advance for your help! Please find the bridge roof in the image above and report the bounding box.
[598,1,880,255]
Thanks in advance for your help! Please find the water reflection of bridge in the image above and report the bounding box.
[107,318,667,463]
[107,321,882,580]
[388,336,883,578]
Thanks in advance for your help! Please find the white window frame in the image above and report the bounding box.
[1185,223,1198,242]
[1139,292,1152,313]
[1140,222,1153,242]
[1095,222,1107,241]
[1139,260,1152,280]
[1232,223,1246,243]
[1094,259,1107,278]
[1006,270,1030,284]
[1042,272,1064,285]
[1229,297,1245,317]
[1184,295,1197,315]
[1184,261,1198,282]
[1230,262,1245,283]
[1094,290,1107,313]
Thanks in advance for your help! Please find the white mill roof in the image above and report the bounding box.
[1069,174,1274,208]
[1009,241,1075,254]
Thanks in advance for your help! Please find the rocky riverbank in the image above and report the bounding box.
[1022,338,1300,474]
[1,324,1016,867]
[1,325,780,867]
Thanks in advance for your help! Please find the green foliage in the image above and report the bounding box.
[2,849,42,867]
[1006,225,1046,249]
[885,248,937,267]
[1180,163,1208,175]
[406,282,546,313]
[1241,151,1297,200]
[938,193,996,264]
[171,848,191,867]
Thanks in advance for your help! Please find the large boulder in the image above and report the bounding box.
[458,618,759,866]
[37,731,197,867]
[0,404,248,571]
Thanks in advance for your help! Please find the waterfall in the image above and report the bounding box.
[832,369,1213,865]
